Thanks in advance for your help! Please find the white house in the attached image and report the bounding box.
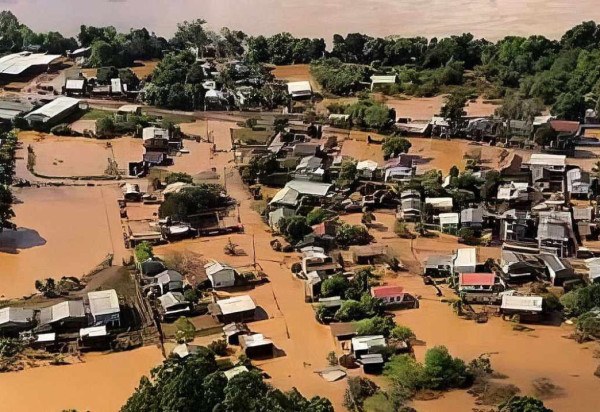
[287,81,312,99]
[453,248,477,273]
[205,261,237,288]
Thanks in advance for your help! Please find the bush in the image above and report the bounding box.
[498,395,552,412]
[559,284,600,317]
[306,207,333,226]
[159,184,232,220]
[183,288,200,303]
[320,274,350,298]
[343,377,378,411]
[0,338,23,359]
[391,326,415,341]
[208,339,228,356]
[336,224,372,248]
[576,312,600,339]
[165,172,194,185]
[422,346,472,390]
[278,216,313,243]
[50,123,74,136]
[134,241,154,262]
[382,136,412,158]
[174,316,196,343]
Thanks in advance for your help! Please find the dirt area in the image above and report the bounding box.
[0,185,127,298]
[130,59,160,79]
[69,119,97,135]
[273,64,321,92]
[384,95,499,121]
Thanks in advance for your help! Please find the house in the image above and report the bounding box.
[330,322,359,341]
[439,212,459,234]
[295,155,324,181]
[210,295,256,323]
[370,75,397,91]
[425,197,453,213]
[538,253,576,286]
[301,251,340,276]
[172,343,202,359]
[292,142,320,157]
[371,285,418,308]
[0,99,33,124]
[356,160,379,180]
[525,154,566,195]
[400,197,421,222]
[239,333,274,358]
[351,335,386,358]
[38,300,86,331]
[350,245,389,265]
[64,77,87,96]
[453,248,477,273]
[424,255,453,277]
[500,249,545,281]
[385,166,414,183]
[500,294,543,321]
[0,52,62,79]
[0,307,35,335]
[142,127,170,152]
[158,292,191,320]
[357,353,385,374]
[287,81,312,99]
[566,168,591,199]
[537,211,576,257]
[87,289,121,327]
[79,325,110,349]
[155,270,184,295]
[140,260,166,277]
[270,180,332,208]
[268,207,295,231]
[460,208,484,229]
[223,322,250,345]
[458,273,504,294]
[496,182,536,205]
[25,97,80,127]
[205,261,237,288]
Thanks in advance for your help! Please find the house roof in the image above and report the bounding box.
[142,127,169,140]
[459,273,496,286]
[65,79,85,90]
[156,269,184,285]
[439,212,459,225]
[528,154,566,167]
[0,307,34,325]
[426,255,453,267]
[0,52,61,75]
[158,292,188,310]
[223,322,250,337]
[216,295,256,315]
[285,180,332,197]
[351,335,386,351]
[550,120,580,134]
[572,207,593,221]
[87,289,120,317]
[454,248,477,267]
[269,187,300,206]
[79,325,108,338]
[425,197,453,208]
[0,99,33,120]
[330,322,358,338]
[25,97,80,121]
[538,253,569,272]
[350,245,388,257]
[371,75,397,84]
[461,208,484,223]
[204,261,234,276]
[39,300,85,324]
[287,81,312,96]
[224,365,249,380]
[356,160,379,171]
[371,285,404,298]
[501,294,543,312]
[239,333,273,348]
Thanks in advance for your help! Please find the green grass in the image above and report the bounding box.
[363,393,395,412]
[80,109,112,120]
[232,128,273,145]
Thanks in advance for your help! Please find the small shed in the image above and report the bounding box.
[155,270,184,294]
[357,353,385,374]
[87,290,121,327]
[287,81,312,99]
[210,295,256,323]
[223,322,250,345]
[38,300,86,330]
[500,294,543,320]
[330,322,358,341]
[224,365,249,380]
[350,245,389,265]
[424,255,453,277]
[239,333,274,358]
[439,212,459,234]
[205,261,237,288]
[351,335,386,358]
[454,248,477,273]
[158,292,191,319]
[0,307,35,335]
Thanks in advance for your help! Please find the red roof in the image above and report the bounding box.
[371,285,405,298]
[550,120,580,134]
[459,273,496,286]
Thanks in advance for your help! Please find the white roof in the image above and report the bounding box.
[351,335,386,351]
[47,300,85,322]
[224,365,249,380]
[528,153,566,167]
[0,52,61,75]
[356,160,379,171]
[79,325,108,338]
[533,115,554,126]
[285,180,332,197]
[501,295,543,312]
[65,79,85,89]
[36,333,56,343]
[439,212,459,225]
[269,186,299,206]
[142,127,168,140]
[88,289,120,316]
[287,81,312,96]
[118,104,141,113]
[425,197,453,208]
[239,333,273,348]
[111,78,122,92]
[371,75,397,84]
[216,295,256,315]
[0,307,34,325]
[454,248,477,267]
[25,97,80,120]
[204,261,234,276]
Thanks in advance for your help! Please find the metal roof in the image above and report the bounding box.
[0,52,61,75]
[528,154,566,167]
[87,289,120,317]
[216,295,256,315]
[156,269,184,285]
[40,300,85,324]
[0,307,34,325]
[351,335,386,351]
[239,333,273,348]
[459,273,495,286]
[285,180,332,197]
[204,261,235,276]
[370,75,397,84]
[158,292,187,310]
[454,248,477,268]
[25,97,80,121]
[371,286,404,298]
[224,365,249,380]
[287,81,312,96]
[501,294,543,312]
[65,79,85,90]
[439,212,459,225]
[425,197,453,208]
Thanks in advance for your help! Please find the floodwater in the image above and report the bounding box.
[5,1,600,42]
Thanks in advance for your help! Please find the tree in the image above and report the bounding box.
[534,123,557,147]
[306,207,332,226]
[320,275,350,298]
[335,300,368,322]
[172,19,209,54]
[495,92,544,122]
[499,395,552,412]
[560,284,600,317]
[391,325,415,341]
[343,377,378,411]
[338,160,357,184]
[158,184,232,220]
[336,224,372,248]
[355,316,396,337]
[422,346,471,390]
[174,316,196,343]
[382,136,412,159]
[276,216,310,243]
[165,172,193,185]
[551,91,585,120]
[440,92,468,133]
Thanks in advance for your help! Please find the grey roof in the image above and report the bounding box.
[158,292,188,310]
[572,207,593,221]
[141,260,166,277]
[204,261,234,276]
[0,52,61,75]
[25,97,80,121]
[402,198,421,212]
[0,307,34,325]
[425,255,454,267]
[0,100,33,120]
[39,300,85,325]
[537,211,574,241]
[538,253,567,272]
[156,270,184,285]
[285,180,332,197]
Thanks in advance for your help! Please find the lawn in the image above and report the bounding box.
[231,128,273,145]
[80,108,112,120]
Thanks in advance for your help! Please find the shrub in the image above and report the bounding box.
[0,338,23,359]
[498,395,552,412]
[422,346,472,390]
[208,339,228,356]
[174,316,196,343]
[306,207,333,226]
[134,241,154,262]
[165,172,194,185]
[320,274,350,298]
[343,377,378,411]
[336,224,372,248]
[183,288,200,303]
[278,216,312,243]
[391,326,415,341]
[382,136,412,158]
[355,316,396,337]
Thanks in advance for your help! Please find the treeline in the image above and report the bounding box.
[0,130,17,233]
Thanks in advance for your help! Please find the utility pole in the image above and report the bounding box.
[252,234,257,268]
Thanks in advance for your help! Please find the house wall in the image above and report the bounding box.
[209,269,236,288]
